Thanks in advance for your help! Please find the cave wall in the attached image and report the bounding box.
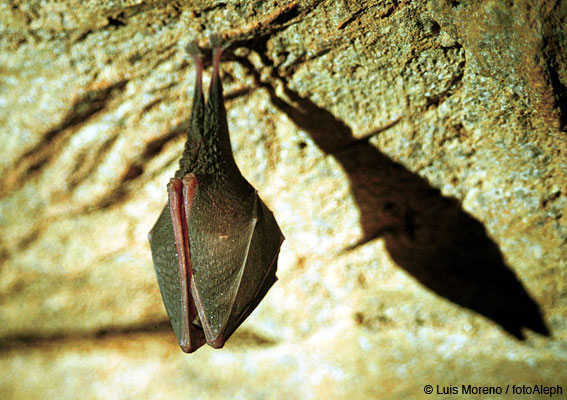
[1,0,566,398]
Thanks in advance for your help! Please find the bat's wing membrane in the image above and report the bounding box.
[148,201,206,353]
[188,181,283,347]
[222,196,283,340]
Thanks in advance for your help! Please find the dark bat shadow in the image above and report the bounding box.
[234,54,550,339]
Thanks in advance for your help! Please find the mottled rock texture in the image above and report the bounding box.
[1,0,566,399]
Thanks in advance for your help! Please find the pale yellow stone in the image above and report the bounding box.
[1,0,566,398]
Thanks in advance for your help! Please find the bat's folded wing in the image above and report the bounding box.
[149,205,206,352]
[188,191,284,348]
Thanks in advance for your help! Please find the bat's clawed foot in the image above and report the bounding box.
[185,41,204,96]
[208,34,224,50]
[184,35,230,59]
[184,35,230,91]
[184,41,202,57]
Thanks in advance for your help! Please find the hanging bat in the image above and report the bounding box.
[148,40,284,353]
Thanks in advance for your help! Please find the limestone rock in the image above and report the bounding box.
[1,0,566,398]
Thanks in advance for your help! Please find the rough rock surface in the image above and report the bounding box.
[1,0,566,398]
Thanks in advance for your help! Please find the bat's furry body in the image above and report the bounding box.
[149,43,284,353]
